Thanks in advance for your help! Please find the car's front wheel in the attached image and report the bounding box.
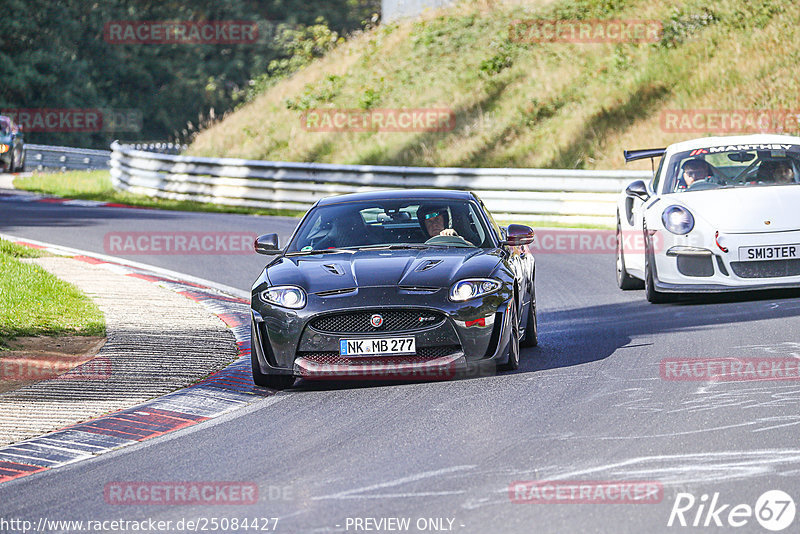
[644,246,669,304]
[499,299,520,371]
[616,214,644,290]
[13,146,24,172]
[520,288,538,348]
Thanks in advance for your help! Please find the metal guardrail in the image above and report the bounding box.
[21,142,183,172]
[23,144,112,172]
[124,142,187,155]
[109,141,650,225]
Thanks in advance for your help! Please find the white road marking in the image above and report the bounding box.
[312,465,475,501]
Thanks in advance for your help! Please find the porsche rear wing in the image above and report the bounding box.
[623,148,666,163]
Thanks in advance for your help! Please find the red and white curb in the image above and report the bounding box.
[0,235,268,485]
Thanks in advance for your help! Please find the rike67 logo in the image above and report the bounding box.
[668,490,795,531]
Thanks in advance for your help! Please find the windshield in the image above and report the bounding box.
[664,143,800,193]
[287,199,494,252]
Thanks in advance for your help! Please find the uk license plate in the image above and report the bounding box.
[339,337,416,356]
[739,244,800,261]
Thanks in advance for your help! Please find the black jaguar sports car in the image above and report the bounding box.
[250,189,537,389]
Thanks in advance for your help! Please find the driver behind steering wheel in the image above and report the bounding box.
[418,205,472,244]
[677,158,713,190]
[419,205,455,237]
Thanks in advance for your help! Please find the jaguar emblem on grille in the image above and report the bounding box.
[370,314,384,327]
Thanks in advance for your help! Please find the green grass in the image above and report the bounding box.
[0,240,105,347]
[0,240,47,259]
[13,170,304,218]
[187,0,800,172]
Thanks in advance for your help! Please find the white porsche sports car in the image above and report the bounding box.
[616,134,800,302]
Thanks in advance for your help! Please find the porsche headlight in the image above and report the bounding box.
[259,286,306,309]
[449,279,501,302]
[662,205,695,235]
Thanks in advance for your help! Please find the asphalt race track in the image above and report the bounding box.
[2,191,800,533]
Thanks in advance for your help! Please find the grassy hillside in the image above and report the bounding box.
[187,0,798,171]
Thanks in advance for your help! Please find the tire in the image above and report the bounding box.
[251,323,295,389]
[13,146,24,172]
[499,298,520,371]
[616,214,644,290]
[520,287,538,348]
[644,243,669,304]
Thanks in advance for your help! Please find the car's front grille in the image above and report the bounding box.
[298,345,461,365]
[730,259,800,278]
[309,310,446,334]
[677,255,714,277]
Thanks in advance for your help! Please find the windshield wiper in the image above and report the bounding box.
[285,248,356,256]
[354,244,431,250]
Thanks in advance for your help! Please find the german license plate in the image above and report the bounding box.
[339,337,416,356]
[739,244,800,261]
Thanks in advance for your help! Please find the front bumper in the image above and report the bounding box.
[251,285,515,378]
[653,229,800,293]
[294,352,467,380]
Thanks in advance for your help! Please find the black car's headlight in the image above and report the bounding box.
[0,144,9,154]
[662,205,694,235]
[259,286,307,309]
[449,279,501,302]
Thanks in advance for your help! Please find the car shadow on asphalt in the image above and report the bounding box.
[521,287,800,376]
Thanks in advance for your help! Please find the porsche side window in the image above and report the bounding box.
[651,156,665,193]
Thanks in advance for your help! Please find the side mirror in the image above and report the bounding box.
[254,234,280,255]
[625,180,649,201]
[502,224,535,247]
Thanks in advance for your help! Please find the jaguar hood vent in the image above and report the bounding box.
[322,263,344,275]
[415,259,443,272]
[315,287,357,297]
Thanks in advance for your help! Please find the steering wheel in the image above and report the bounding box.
[686,180,720,191]
[424,235,473,247]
